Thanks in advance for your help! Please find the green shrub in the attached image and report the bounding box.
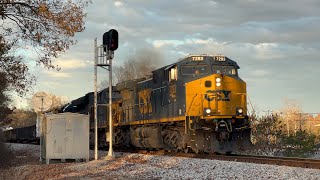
[249,114,318,157]
[281,130,317,157]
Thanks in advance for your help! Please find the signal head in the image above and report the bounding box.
[102,29,119,52]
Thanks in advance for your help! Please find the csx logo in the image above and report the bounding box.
[205,90,231,101]
[138,89,152,114]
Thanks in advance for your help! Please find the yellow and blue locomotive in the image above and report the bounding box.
[67,54,251,153]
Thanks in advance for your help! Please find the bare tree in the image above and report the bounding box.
[113,48,163,84]
[8,109,36,128]
[0,0,90,69]
[0,0,90,126]
[113,60,137,84]
[280,99,303,135]
[0,38,35,95]
[97,79,109,91]
[0,71,13,126]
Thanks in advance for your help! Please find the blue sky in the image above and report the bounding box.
[14,0,320,114]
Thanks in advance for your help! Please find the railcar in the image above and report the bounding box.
[3,125,38,143]
[66,54,251,153]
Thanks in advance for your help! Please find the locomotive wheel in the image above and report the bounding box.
[162,126,187,153]
[114,128,129,146]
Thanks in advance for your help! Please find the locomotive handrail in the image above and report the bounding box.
[186,93,198,116]
[188,117,195,132]
[232,92,246,114]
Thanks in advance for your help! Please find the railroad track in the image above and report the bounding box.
[121,149,320,169]
[192,153,320,169]
[9,143,320,169]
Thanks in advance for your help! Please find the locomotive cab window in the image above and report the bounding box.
[181,64,209,75]
[169,66,178,82]
[212,65,238,76]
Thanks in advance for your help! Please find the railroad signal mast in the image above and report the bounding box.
[93,29,118,160]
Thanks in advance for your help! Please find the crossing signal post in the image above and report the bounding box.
[93,29,118,160]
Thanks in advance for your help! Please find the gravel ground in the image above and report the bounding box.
[1,143,320,180]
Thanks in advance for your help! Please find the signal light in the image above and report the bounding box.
[108,29,118,51]
[103,29,118,52]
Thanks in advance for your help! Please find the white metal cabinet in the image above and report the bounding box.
[43,113,89,164]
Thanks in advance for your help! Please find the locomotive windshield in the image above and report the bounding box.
[212,65,237,76]
[181,64,209,75]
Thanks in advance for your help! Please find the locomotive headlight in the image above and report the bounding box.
[216,78,222,87]
[236,107,243,115]
[204,108,212,116]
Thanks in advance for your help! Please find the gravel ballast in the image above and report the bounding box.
[1,143,320,180]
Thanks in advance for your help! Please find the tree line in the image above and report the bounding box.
[250,104,320,157]
[0,0,90,127]
[1,0,90,167]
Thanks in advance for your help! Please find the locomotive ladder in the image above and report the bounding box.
[190,129,196,144]
[187,128,199,153]
[187,116,199,153]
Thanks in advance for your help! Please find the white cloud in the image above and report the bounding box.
[255,43,278,49]
[250,69,270,77]
[45,81,62,87]
[253,43,282,60]
[151,38,225,49]
[44,71,71,78]
[152,40,184,48]
[114,1,124,7]
[55,59,90,70]
[184,38,213,44]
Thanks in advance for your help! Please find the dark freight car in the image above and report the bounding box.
[4,125,37,143]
